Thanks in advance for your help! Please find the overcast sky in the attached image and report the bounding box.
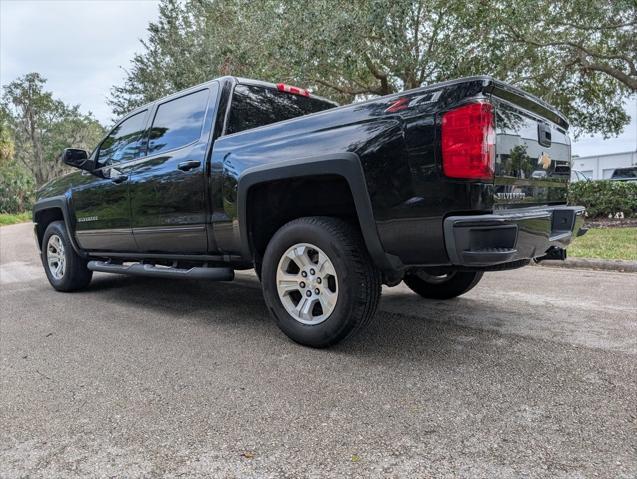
[1,0,635,156]
[1,0,160,125]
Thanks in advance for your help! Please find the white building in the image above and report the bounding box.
[571,150,637,180]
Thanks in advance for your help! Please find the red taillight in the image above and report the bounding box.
[277,83,310,97]
[441,102,495,181]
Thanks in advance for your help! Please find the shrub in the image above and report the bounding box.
[568,180,637,218]
[0,161,35,214]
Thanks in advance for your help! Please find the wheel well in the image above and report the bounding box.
[34,208,64,248]
[247,174,360,261]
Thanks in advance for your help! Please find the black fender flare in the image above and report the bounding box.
[236,153,402,272]
[32,196,85,257]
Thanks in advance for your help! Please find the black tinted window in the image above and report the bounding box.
[98,111,147,166]
[148,89,209,155]
[226,84,334,135]
[612,167,637,179]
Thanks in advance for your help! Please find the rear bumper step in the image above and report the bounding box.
[87,261,234,281]
[444,205,586,267]
[462,247,518,263]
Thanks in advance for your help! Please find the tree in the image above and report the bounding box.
[2,73,105,185]
[110,0,636,137]
[0,107,15,164]
[494,0,636,136]
[0,106,34,213]
[109,0,265,115]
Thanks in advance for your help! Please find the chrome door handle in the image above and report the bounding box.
[111,174,128,184]
[178,160,201,171]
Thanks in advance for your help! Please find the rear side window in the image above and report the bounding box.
[147,89,209,155]
[98,110,147,166]
[226,84,334,135]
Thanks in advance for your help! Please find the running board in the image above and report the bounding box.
[87,261,234,281]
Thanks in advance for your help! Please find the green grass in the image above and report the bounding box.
[569,227,637,261]
[0,212,31,226]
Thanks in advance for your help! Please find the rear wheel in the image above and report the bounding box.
[42,221,92,292]
[403,270,483,299]
[261,216,381,348]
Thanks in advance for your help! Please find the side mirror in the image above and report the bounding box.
[61,148,90,170]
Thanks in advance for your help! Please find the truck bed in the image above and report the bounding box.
[213,76,574,267]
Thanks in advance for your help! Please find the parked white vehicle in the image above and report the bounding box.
[610,166,637,182]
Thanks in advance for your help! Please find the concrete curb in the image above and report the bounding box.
[534,257,637,273]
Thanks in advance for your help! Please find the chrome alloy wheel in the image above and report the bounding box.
[276,243,338,325]
[46,234,66,280]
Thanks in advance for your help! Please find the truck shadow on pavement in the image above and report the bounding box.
[84,272,512,359]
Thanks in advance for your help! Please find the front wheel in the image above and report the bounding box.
[41,221,92,292]
[261,217,381,348]
[403,270,483,300]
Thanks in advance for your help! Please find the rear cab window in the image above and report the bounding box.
[226,83,335,135]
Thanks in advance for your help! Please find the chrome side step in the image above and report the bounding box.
[87,260,234,281]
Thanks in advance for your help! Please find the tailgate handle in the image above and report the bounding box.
[538,122,552,148]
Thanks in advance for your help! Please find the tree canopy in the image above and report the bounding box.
[0,108,14,164]
[2,73,105,185]
[111,0,636,138]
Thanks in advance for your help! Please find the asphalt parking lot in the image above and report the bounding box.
[1,222,636,478]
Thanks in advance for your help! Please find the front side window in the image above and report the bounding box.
[98,111,147,167]
[147,89,209,155]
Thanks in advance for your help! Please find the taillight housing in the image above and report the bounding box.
[441,102,495,181]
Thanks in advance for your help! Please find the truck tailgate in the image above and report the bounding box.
[490,91,571,208]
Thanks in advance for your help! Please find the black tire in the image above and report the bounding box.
[41,221,92,292]
[403,270,483,300]
[261,216,381,348]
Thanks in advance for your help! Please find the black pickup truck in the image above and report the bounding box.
[33,76,586,347]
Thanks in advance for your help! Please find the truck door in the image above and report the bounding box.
[128,83,219,253]
[72,109,149,251]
